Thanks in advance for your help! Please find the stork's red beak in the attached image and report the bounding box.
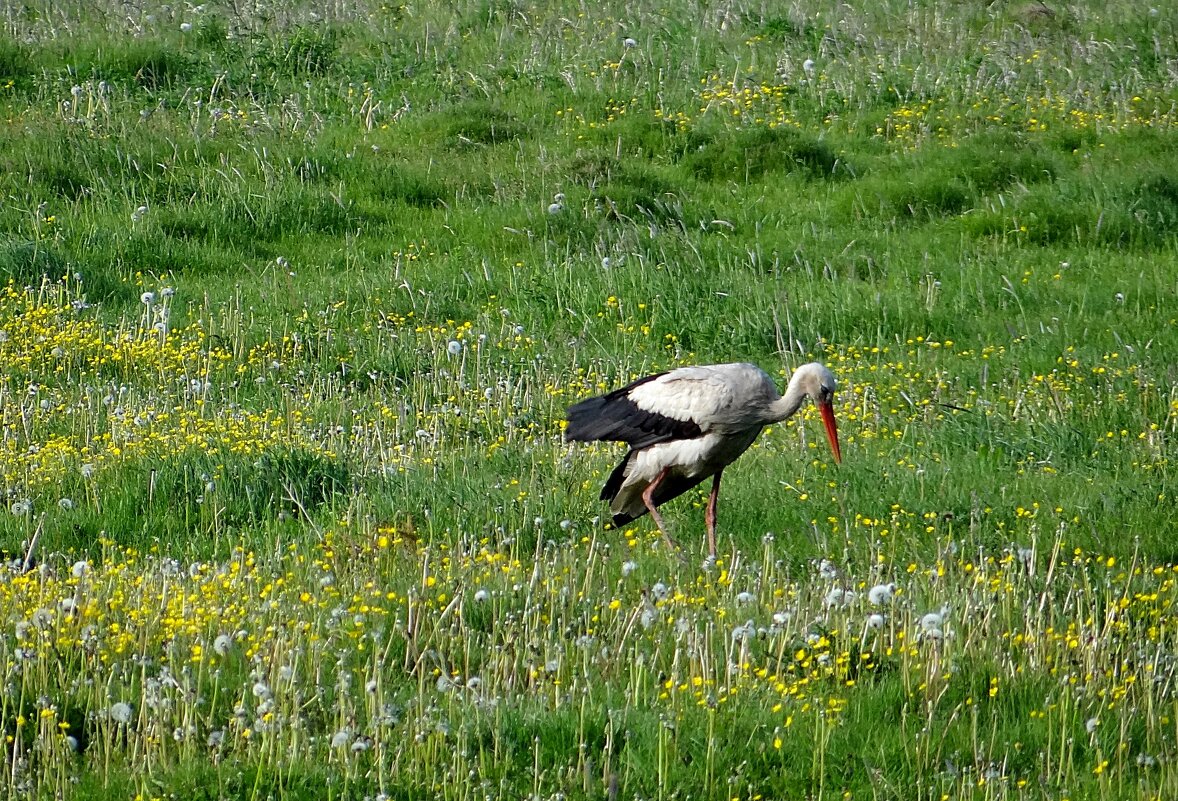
[819,400,842,464]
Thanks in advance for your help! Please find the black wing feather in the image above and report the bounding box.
[565,373,703,449]
[609,471,711,527]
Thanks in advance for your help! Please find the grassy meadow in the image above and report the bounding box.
[1,0,1177,798]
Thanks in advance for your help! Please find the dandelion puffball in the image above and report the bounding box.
[446,339,463,355]
[867,583,895,606]
[180,21,193,32]
[735,591,755,605]
[866,613,885,629]
[547,202,563,214]
[473,589,490,603]
[623,37,637,48]
[109,702,133,724]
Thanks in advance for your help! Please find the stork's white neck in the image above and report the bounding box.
[762,363,831,424]
[765,380,809,423]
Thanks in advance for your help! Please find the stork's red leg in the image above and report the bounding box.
[704,470,723,558]
[641,467,679,552]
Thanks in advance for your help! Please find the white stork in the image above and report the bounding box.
[565,362,842,557]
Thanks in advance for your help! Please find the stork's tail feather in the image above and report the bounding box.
[600,451,633,502]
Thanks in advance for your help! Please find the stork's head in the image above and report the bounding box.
[790,362,842,463]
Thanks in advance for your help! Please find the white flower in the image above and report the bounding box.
[473,589,490,603]
[802,58,816,75]
[735,591,755,605]
[207,729,225,748]
[866,613,885,629]
[131,205,148,222]
[140,291,156,305]
[180,21,193,32]
[465,676,482,690]
[621,560,637,577]
[1115,292,1125,303]
[350,738,370,753]
[251,681,271,700]
[547,202,563,214]
[601,256,613,269]
[58,497,75,511]
[651,582,669,601]
[1137,753,1157,767]
[623,37,637,48]
[365,678,378,693]
[823,587,852,608]
[1085,717,1099,734]
[867,583,895,606]
[80,463,96,478]
[446,339,463,356]
[732,620,756,641]
[533,516,544,527]
[331,729,351,748]
[10,499,31,515]
[65,735,79,751]
[71,85,83,98]
[71,561,90,579]
[109,702,133,724]
[817,559,838,580]
[559,519,572,530]
[920,606,949,631]
[772,611,791,626]
[213,634,232,655]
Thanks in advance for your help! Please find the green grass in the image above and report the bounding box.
[1,0,1177,798]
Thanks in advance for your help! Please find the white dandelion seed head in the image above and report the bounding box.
[365,678,378,694]
[559,518,572,530]
[772,611,791,626]
[1115,292,1125,303]
[735,591,755,605]
[213,634,232,656]
[824,587,851,609]
[802,58,816,75]
[601,256,613,269]
[251,681,271,700]
[732,620,756,642]
[70,84,83,98]
[473,589,490,603]
[465,676,482,690]
[330,729,351,748]
[547,202,563,214]
[1085,717,1099,734]
[180,21,193,32]
[651,582,670,601]
[446,339,463,356]
[621,560,637,577]
[207,729,225,748]
[818,559,839,580]
[533,516,544,527]
[10,499,31,516]
[109,702,133,724]
[81,463,96,478]
[920,611,945,631]
[65,734,79,751]
[867,583,896,606]
[866,613,885,629]
[623,37,637,48]
[1137,753,1157,767]
[57,497,75,511]
[350,738,370,753]
[140,291,156,305]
